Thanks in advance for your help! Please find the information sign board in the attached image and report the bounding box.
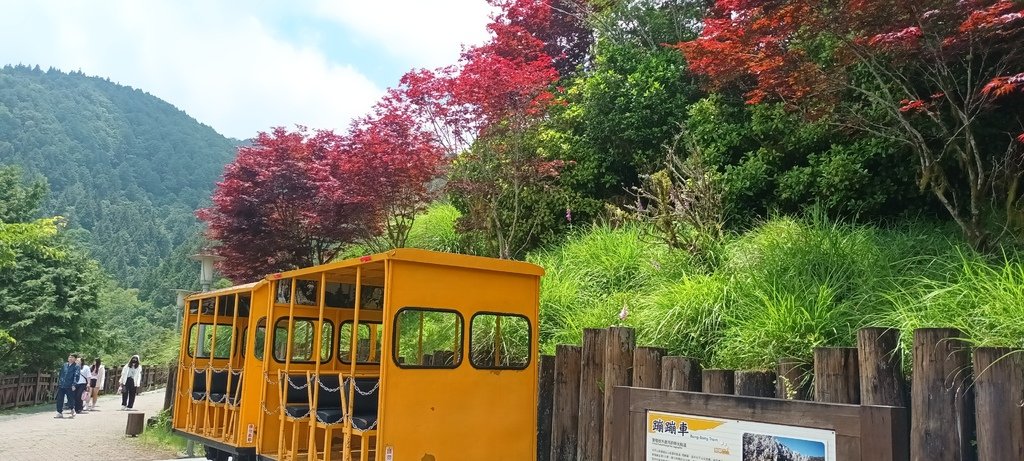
[645,410,837,461]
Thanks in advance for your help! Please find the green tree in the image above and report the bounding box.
[543,0,707,220]
[0,165,103,372]
[685,95,923,226]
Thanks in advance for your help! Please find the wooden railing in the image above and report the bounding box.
[537,326,1023,461]
[0,372,58,410]
[0,365,170,410]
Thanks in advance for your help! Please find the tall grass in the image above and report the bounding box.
[406,202,464,253]
[528,215,1024,370]
[874,250,1024,361]
[529,224,701,353]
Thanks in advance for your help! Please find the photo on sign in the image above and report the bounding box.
[742,433,825,461]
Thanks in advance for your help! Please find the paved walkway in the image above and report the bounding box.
[0,390,181,461]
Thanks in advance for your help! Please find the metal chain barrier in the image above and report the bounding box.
[314,411,343,425]
[285,375,309,390]
[347,377,380,396]
[317,375,342,393]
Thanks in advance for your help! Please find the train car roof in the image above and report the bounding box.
[267,248,545,280]
[184,281,264,301]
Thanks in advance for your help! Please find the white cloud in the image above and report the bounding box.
[0,1,383,139]
[316,0,496,70]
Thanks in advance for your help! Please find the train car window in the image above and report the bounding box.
[470,313,531,370]
[320,321,334,361]
[201,298,216,315]
[295,279,318,306]
[253,318,267,360]
[188,299,199,314]
[393,308,463,369]
[237,295,251,317]
[275,279,292,304]
[274,279,318,306]
[339,321,382,364]
[187,323,234,359]
[217,294,236,316]
[323,283,385,309]
[272,318,333,363]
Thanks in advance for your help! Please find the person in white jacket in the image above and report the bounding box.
[119,355,143,411]
[88,358,105,410]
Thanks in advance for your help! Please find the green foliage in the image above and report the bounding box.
[529,224,699,352]
[449,125,571,259]
[686,94,923,226]
[530,216,1022,370]
[545,0,705,217]
[0,164,178,373]
[89,279,179,366]
[874,251,1024,362]
[404,202,464,253]
[0,64,236,291]
[0,241,104,372]
[0,166,63,268]
[141,409,195,454]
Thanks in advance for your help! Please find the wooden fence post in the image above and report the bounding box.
[538,354,555,461]
[602,327,635,461]
[814,347,860,404]
[577,328,607,461]
[911,328,975,461]
[702,369,735,394]
[734,370,776,398]
[163,364,177,411]
[857,327,907,407]
[777,358,811,400]
[660,357,701,392]
[632,347,665,389]
[972,347,1023,461]
[551,345,582,461]
[13,374,23,408]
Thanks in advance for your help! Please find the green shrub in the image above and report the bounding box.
[406,202,463,253]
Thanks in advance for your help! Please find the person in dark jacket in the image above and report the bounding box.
[55,353,80,419]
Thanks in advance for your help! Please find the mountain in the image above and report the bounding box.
[742,433,825,461]
[0,64,237,299]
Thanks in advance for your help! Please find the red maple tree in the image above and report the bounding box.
[495,0,594,76]
[198,127,376,282]
[444,0,568,258]
[384,67,473,157]
[340,102,446,251]
[677,0,1024,247]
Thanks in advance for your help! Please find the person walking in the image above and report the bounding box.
[76,357,91,414]
[54,353,80,419]
[88,358,105,411]
[119,355,142,411]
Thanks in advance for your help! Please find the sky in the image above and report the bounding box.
[775,436,827,457]
[0,0,495,139]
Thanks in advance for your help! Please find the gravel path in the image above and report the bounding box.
[0,389,181,461]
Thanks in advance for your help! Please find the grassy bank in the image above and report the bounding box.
[529,217,1024,370]
[140,409,196,455]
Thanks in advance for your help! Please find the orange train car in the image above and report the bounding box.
[171,248,544,461]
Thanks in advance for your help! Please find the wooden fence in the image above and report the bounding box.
[0,364,170,410]
[537,326,1024,461]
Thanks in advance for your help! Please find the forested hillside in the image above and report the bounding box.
[0,65,237,300]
